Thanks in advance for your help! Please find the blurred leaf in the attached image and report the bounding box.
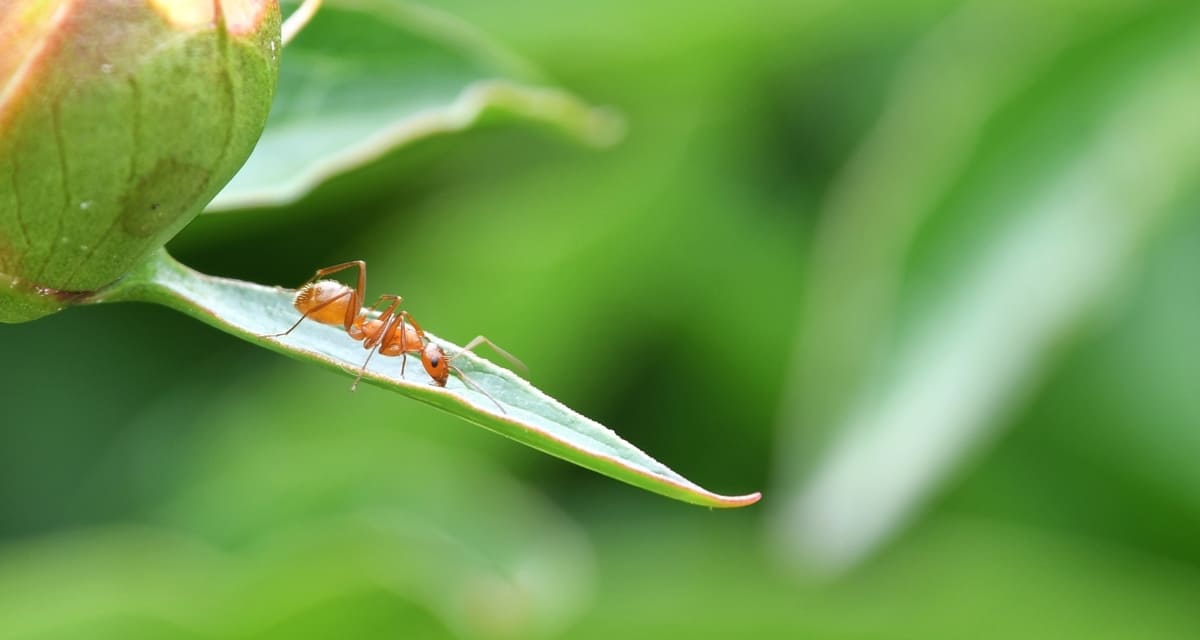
[940,210,1200,563]
[140,392,592,639]
[207,0,621,211]
[775,4,1200,572]
[0,358,593,639]
[89,250,761,509]
[568,513,1200,640]
[0,444,586,639]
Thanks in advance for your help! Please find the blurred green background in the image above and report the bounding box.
[3,0,1200,637]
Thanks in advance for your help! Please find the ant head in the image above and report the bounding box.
[419,339,508,414]
[422,342,450,387]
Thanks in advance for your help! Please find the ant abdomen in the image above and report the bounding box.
[293,280,353,325]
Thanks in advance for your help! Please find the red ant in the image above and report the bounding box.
[267,261,523,413]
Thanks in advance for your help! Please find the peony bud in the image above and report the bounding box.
[0,0,280,321]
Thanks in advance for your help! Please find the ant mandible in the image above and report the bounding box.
[266,261,523,413]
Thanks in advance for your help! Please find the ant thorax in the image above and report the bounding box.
[373,319,423,357]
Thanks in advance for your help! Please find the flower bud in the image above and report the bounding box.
[0,0,280,321]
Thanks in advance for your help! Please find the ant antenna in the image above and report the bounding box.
[440,335,525,415]
[449,363,508,414]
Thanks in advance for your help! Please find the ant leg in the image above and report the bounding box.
[395,311,414,378]
[262,288,352,338]
[352,296,403,391]
[401,312,428,340]
[350,347,379,392]
[451,335,528,374]
[391,310,431,379]
[359,294,403,345]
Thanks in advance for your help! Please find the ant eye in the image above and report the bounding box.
[430,356,441,368]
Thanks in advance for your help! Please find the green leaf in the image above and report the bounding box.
[207,0,621,211]
[90,250,760,509]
